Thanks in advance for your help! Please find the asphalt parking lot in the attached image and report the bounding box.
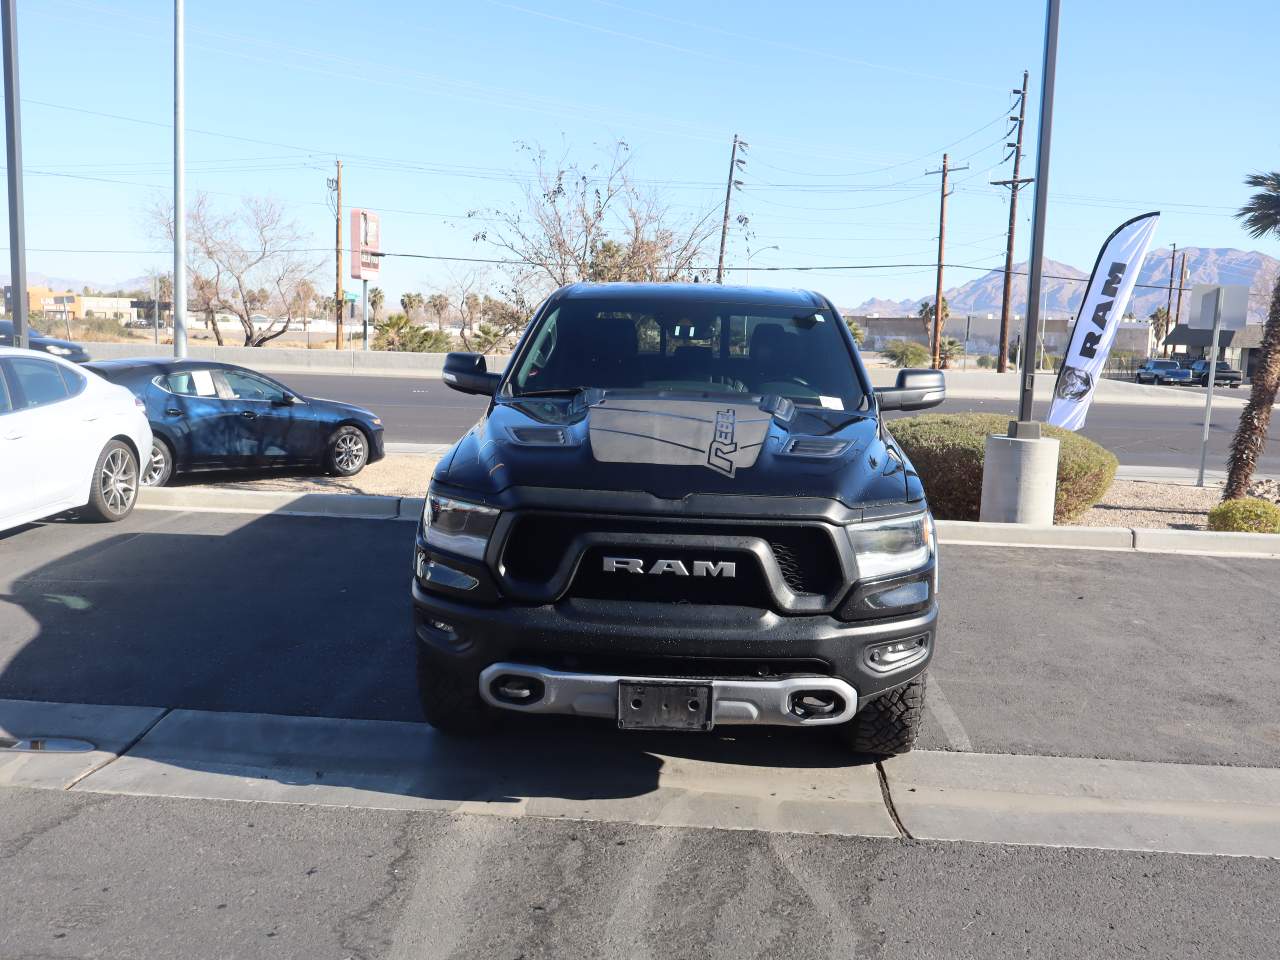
[4,508,1279,959]
[3,507,1277,767]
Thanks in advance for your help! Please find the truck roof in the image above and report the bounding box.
[553,282,829,309]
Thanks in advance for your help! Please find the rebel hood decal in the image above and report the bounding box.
[587,397,772,477]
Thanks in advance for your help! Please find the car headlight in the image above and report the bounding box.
[846,512,934,580]
[46,345,73,356]
[422,488,499,561]
[370,417,382,426]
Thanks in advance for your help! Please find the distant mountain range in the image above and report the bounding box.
[0,271,154,294]
[849,247,1280,326]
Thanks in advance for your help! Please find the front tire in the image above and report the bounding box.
[82,440,139,523]
[836,674,927,757]
[416,647,500,735]
[140,437,174,487]
[326,425,368,477]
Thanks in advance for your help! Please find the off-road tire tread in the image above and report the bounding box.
[415,646,500,735]
[839,674,927,757]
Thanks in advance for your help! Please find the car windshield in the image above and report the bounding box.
[508,297,866,410]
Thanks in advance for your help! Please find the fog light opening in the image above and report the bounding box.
[790,690,842,719]
[867,635,928,672]
[491,674,545,706]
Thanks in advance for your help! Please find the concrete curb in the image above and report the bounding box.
[135,488,1280,557]
[8,698,1280,858]
[139,486,423,521]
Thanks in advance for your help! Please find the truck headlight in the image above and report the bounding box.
[422,489,499,561]
[846,512,934,580]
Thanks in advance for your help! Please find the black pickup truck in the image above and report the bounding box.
[1188,359,1243,387]
[411,283,944,756]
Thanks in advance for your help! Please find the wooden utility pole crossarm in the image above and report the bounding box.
[927,153,968,368]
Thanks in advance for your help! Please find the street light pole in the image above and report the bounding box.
[2,0,29,350]
[744,244,778,285]
[172,0,187,358]
[1017,0,1060,422]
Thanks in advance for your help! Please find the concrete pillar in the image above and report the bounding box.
[979,422,1060,525]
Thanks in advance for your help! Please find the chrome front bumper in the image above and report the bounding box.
[477,662,859,727]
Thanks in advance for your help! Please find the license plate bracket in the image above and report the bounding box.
[617,681,713,731]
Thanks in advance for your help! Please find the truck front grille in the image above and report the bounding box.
[499,513,841,600]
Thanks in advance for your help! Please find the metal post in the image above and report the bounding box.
[2,0,28,350]
[1018,0,1061,423]
[172,0,187,357]
[152,274,158,345]
[1196,287,1224,487]
[963,315,971,370]
[361,278,369,351]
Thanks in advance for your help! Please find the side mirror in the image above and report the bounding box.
[875,368,946,412]
[272,394,298,407]
[443,352,501,396]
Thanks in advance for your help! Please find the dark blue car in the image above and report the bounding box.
[86,358,385,486]
[0,319,91,363]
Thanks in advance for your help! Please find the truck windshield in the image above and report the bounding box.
[510,297,866,410]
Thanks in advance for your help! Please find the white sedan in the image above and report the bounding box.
[0,346,153,533]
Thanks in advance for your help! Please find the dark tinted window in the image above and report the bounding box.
[59,365,87,397]
[511,298,865,410]
[7,357,70,408]
[0,365,11,414]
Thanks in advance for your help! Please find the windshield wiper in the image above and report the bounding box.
[512,386,591,398]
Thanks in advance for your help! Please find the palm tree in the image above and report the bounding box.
[400,291,424,324]
[1224,172,1280,500]
[369,287,384,322]
[427,293,450,332]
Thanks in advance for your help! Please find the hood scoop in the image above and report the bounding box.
[587,396,774,478]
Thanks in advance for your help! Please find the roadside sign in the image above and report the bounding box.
[1188,284,1247,331]
[350,208,381,280]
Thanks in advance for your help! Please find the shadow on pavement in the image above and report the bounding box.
[0,509,868,809]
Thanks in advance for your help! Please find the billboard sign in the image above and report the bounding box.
[350,208,381,280]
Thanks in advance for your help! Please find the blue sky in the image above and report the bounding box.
[5,0,1279,309]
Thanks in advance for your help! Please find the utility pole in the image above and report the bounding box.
[716,134,746,283]
[1173,250,1188,329]
[926,153,968,368]
[1161,242,1177,357]
[2,0,28,349]
[992,70,1033,373]
[172,0,187,357]
[331,159,343,349]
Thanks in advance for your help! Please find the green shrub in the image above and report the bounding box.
[1207,498,1280,533]
[884,339,930,368]
[888,413,1118,523]
[976,354,994,369]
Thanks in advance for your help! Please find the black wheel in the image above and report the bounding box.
[416,646,500,735]
[82,440,139,523]
[836,674,927,757]
[140,437,174,487]
[326,425,368,477]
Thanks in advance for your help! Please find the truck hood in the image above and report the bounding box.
[437,390,913,508]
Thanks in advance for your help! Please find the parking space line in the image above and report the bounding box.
[926,676,973,752]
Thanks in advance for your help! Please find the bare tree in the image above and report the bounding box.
[470,142,717,292]
[152,193,322,347]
